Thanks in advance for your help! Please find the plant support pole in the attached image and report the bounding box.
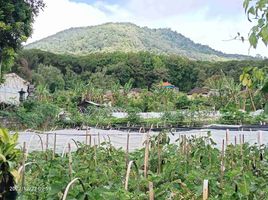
[21,142,26,193]
[53,133,56,159]
[203,179,209,200]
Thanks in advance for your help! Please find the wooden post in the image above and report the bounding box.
[144,132,149,178]
[225,129,229,146]
[45,133,49,161]
[258,131,263,160]
[149,181,154,200]
[98,132,100,146]
[53,133,56,159]
[85,129,88,146]
[242,134,245,144]
[234,136,237,146]
[68,143,72,180]
[89,131,91,147]
[220,139,225,188]
[157,136,161,174]
[203,179,209,200]
[258,131,263,146]
[21,142,26,193]
[183,135,187,155]
[125,133,130,168]
[46,133,49,150]
[94,138,97,166]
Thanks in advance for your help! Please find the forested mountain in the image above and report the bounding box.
[26,22,253,61]
[14,50,268,92]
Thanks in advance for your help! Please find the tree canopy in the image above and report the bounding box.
[244,0,268,48]
[0,0,44,81]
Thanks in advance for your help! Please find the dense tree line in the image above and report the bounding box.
[12,49,268,92]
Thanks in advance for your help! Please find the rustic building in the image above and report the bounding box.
[0,73,29,105]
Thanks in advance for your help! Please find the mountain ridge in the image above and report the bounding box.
[25,22,254,61]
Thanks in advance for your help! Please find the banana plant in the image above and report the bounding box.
[0,128,21,200]
[239,67,265,111]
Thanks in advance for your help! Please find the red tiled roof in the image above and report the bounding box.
[162,82,173,86]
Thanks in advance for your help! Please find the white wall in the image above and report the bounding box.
[0,73,29,105]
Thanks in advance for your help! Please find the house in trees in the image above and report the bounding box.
[0,73,29,105]
[187,87,211,99]
[160,81,177,89]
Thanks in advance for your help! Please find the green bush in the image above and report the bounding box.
[15,101,59,129]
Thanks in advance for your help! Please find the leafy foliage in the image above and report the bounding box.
[0,128,21,200]
[244,0,268,48]
[20,132,268,199]
[0,0,44,81]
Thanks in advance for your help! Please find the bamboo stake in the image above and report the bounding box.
[68,143,72,180]
[203,179,209,200]
[220,139,225,188]
[125,133,130,168]
[257,131,260,144]
[258,131,263,146]
[46,133,49,150]
[234,136,237,146]
[94,138,97,166]
[149,181,154,200]
[98,132,100,146]
[125,160,139,191]
[144,132,150,178]
[53,133,56,159]
[157,135,161,174]
[85,129,88,145]
[21,142,26,193]
[225,129,229,146]
[62,178,88,200]
[89,131,92,147]
[183,135,187,155]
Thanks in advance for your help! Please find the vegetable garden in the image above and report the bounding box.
[1,128,268,199]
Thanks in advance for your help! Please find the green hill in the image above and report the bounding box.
[26,22,253,61]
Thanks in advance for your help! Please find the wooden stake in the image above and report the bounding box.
[68,143,72,180]
[203,179,209,200]
[45,133,49,161]
[53,133,56,159]
[89,131,91,147]
[94,138,97,166]
[220,139,225,188]
[149,181,154,200]
[46,133,49,150]
[234,136,237,146]
[125,133,130,168]
[85,129,88,145]
[225,129,229,146]
[98,132,100,146]
[258,131,263,146]
[21,142,26,193]
[144,133,149,178]
[157,136,161,174]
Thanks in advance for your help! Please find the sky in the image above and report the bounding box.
[27,0,268,57]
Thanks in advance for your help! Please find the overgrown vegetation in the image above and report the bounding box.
[0,50,267,129]
[14,131,268,199]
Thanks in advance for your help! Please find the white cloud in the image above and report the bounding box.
[28,0,268,57]
[27,0,108,43]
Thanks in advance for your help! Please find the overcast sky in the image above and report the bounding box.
[27,0,268,57]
